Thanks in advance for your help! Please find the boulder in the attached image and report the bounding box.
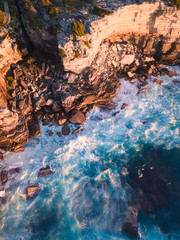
[26,186,40,199]
[56,131,62,137]
[121,103,128,109]
[58,117,67,125]
[72,126,83,134]
[153,79,162,85]
[38,165,53,178]
[137,88,150,95]
[173,79,180,83]
[69,110,86,125]
[62,125,70,136]
[168,70,178,77]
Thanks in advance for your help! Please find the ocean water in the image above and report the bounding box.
[0,66,180,240]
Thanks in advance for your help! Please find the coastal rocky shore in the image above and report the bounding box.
[0,1,179,156]
[0,1,179,237]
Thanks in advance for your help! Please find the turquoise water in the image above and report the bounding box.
[0,66,180,240]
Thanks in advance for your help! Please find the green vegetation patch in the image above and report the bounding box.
[89,5,113,17]
[71,21,85,36]
[0,10,6,30]
[38,0,52,7]
[5,76,15,100]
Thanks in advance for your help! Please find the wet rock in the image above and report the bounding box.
[173,79,180,83]
[27,115,41,138]
[0,150,4,160]
[56,131,61,137]
[130,79,136,83]
[137,87,150,95]
[112,111,120,116]
[42,118,50,126]
[122,211,138,239]
[26,186,40,199]
[153,79,162,85]
[58,117,67,125]
[0,170,8,184]
[168,70,178,77]
[96,102,117,109]
[121,103,128,109]
[69,110,86,125]
[0,167,21,185]
[62,125,70,136]
[72,126,83,134]
[48,131,54,136]
[38,165,53,178]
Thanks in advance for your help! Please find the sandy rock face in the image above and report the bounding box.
[0,37,22,107]
[0,108,29,152]
[59,2,180,73]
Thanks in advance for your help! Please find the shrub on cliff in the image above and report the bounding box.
[71,21,85,36]
[0,10,6,30]
[5,76,15,100]
[89,5,112,17]
[38,0,52,7]
[49,6,62,15]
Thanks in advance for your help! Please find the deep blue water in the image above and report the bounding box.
[0,66,179,240]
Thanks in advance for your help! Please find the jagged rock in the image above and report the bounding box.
[58,117,67,125]
[121,103,128,109]
[26,186,40,199]
[153,79,163,85]
[0,108,29,152]
[137,88,150,95]
[62,125,70,136]
[173,79,180,83]
[69,110,86,125]
[72,126,83,134]
[168,70,178,77]
[0,167,21,185]
[38,165,53,178]
[56,131,61,137]
[96,102,117,109]
[130,79,136,83]
[27,115,41,138]
[0,150,4,160]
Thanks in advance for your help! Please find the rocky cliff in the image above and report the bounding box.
[0,0,179,157]
[58,1,180,73]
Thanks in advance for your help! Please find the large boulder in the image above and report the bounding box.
[69,110,86,125]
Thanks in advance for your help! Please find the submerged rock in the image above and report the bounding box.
[121,103,128,109]
[153,79,163,85]
[137,88,150,95]
[173,79,180,83]
[38,165,53,178]
[62,125,70,136]
[168,70,178,77]
[0,167,21,185]
[26,186,40,199]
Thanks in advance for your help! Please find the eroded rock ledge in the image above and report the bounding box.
[59,1,180,73]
